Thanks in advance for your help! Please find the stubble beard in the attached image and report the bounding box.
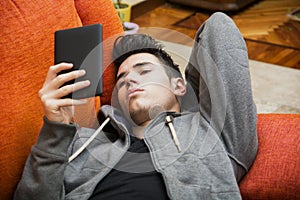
[128,97,151,126]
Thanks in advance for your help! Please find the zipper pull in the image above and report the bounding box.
[165,116,182,153]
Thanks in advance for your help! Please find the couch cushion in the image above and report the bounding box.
[239,114,300,200]
[0,1,83,199]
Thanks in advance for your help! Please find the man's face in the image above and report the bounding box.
[116,53,182,125]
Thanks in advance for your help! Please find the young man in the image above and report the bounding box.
[14,12,258,200]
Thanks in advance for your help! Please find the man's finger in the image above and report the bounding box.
[52,69,86,89]
[44,63,74,84]
[54,80,90,99]
[56,98,88,107]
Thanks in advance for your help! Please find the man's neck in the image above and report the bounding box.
[132,120,152,139]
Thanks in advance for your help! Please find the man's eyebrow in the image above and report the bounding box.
[133,61,152,68]
[116,62,154,82]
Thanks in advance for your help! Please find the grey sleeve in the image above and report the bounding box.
[14,117,77,200]
[185,12,258,181]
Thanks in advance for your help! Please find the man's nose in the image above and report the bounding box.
[124,71,139,88]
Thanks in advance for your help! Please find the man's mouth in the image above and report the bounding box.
[128,88,144,99]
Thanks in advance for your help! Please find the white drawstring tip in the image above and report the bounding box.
[166,116,181,153]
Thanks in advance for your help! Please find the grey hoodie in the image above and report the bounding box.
[14,12,258,200]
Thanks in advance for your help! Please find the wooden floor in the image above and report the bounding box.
[132,0,300,70]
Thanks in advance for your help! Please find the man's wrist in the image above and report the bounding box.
[34,116,77,157]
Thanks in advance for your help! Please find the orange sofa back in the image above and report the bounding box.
[0,0,123,199]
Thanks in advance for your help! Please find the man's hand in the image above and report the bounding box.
[39,63,90,124]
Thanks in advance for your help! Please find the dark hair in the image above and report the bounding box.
[113,34,182,79]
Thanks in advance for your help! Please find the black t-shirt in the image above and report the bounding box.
[89,136,170,200]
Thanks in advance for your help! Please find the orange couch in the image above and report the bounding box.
[0,1,299,200]
[0,0,123,199]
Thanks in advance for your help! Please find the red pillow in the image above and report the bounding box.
[239,114,300,200]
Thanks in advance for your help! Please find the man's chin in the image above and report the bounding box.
[128,98,145,112]
[129,107,150,126]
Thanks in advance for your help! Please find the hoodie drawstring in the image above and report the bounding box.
[165,115,182,153]
[68,117,111,163]
[68,115,181,163]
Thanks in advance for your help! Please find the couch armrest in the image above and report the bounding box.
[239,114,300,200]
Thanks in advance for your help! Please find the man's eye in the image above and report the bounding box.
[118,81,125,88]
[140,69,151,75]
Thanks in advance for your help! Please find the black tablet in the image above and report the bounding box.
[54,24,103,99]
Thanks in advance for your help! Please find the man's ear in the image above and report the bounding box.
[171,77,186,97]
